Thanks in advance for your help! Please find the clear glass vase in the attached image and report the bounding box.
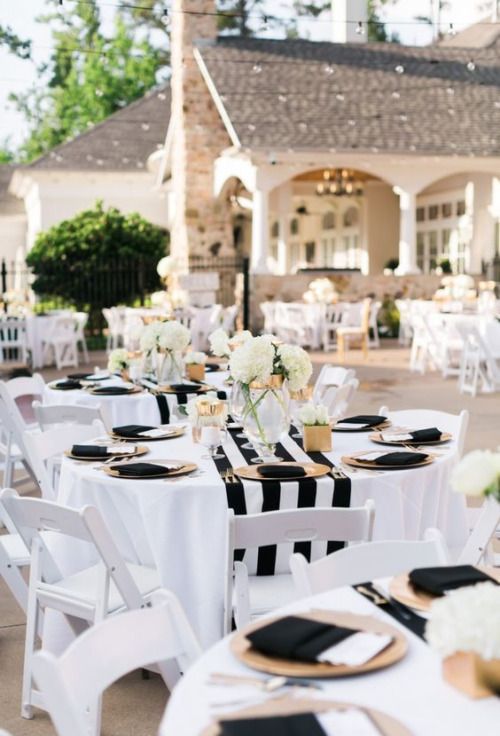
[242,376,290,462]
[157,350,183,384]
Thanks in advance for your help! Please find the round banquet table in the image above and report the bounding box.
[160,583,500,736]
[47,409,468,651]
[43,371,229,427]
[26,313,69,368]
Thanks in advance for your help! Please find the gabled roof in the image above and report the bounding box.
[439,18,500,48]
[195,36,500,157]
[29,84,170,172]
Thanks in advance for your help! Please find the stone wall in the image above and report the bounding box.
[248,271,443,330]
[170,0,234,264]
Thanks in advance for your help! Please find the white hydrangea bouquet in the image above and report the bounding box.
[298,402,331,452]
[229,335,312,461]
[451,450,500,502]
[208,328,252,359]
[426,582,500,698]
[107,349,130,380]
[140,319,191,384]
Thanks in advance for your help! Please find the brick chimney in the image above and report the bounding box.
[169,0,233,266]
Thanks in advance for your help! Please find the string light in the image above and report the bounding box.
[467,59,476,71]
[447,23,456,36]
[355,21,365,36]
[160,9,169,26]
[395,65,405,74]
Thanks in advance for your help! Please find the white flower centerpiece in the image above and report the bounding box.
[298,402,331,452]
[107,349,130,381]
[185,350,207,382]
[229,336,312,462]
[451,449,500,502]
[426,582,500,698]
[208,328,252,360]
[140,319,191,384]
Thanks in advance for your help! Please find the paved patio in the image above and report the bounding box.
[0,341,498,735]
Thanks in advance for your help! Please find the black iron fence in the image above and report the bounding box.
[1,254,250,333]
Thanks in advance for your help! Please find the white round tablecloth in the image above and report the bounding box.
[48,410,467,650]
[43,370,229,427]
[161,583,500,736]
[26,314,64,368]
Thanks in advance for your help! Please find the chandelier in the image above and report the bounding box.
[316,169,364,196]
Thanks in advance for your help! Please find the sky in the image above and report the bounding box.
[0,0,492,149]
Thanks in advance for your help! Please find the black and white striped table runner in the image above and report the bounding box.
[214,425,351,576]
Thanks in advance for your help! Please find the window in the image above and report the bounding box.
[416,207,425,222]
[417,232,425,272]
[442,229,451,255]
[457,200,466,216]
[441,202,452,218]
[270,221,279,238]
[322,211,336,230]
[305,241,316,264]
[290,218,299,236]
[429,205,439,220]
[343,207,359,227]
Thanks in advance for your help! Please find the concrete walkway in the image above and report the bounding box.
[1,342,498,735]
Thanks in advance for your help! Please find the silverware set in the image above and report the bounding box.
[222,469,237,484]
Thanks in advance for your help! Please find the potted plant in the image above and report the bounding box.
[299,402,332,452]
[107,349,130,382]
[185,351,207,382]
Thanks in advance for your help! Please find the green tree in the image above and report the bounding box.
[11,2,164,162]
[0,25,31,58]
[26,201,167,313]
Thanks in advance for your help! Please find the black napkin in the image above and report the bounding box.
[409,565,498,596]
[247,615,357,662]
[339,415,387,427]
[220,713,327,736]
[92,386,132,395]
[67,372,93,380]
[205,364,220,372]
[409,427,442,442]
[168,383,202,392]
[110,462,172,477]
[112,424,156,438]
[71,445,108,458]
[257,465,306,479]
[373,451,428,466]
[54,379,82,390]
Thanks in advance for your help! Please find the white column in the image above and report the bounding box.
[277,183,291,274]
[470,174,495,273]
[394,187,420,275]
[251,188,270,274]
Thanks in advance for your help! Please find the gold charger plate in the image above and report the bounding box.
[368,431,452,447]
[333,420,391,433]
[110,427,185,442]
[389,566,500,612]
[231,610,407,679]
[203,696,411,736]
[65,445,148,462]
[341,451,434,471]
[102,459,197,479]
[234,462,330,482]
[157,383,215,394]
[88,385,142,396]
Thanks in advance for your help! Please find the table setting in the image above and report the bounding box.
[161,569,500,736]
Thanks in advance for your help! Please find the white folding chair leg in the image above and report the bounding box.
[233,561,251,629]
[0,545,28,613]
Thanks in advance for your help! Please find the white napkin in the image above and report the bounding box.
[380,431,413,442]
[335,421,369,430]
[317,708,382,736]
[358,451,389,462]
[139,428,173,438]
[106,445,133,454]
[317,632,393,666]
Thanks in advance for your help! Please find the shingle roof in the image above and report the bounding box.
[29,84,170,171]
[196,36,500,156]
[0,165,25,215]
[439,18,500,48]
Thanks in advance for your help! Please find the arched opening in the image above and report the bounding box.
[417,172,497,275]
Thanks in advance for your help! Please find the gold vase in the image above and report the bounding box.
[303,424,332,452]
[120,368,130,383]
[443,651,500,699]
[187,364,205,382]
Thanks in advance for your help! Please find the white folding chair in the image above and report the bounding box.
[0,489,162,723]
[32,590,201,736]
[457,496,500,566]
[457,323,500,396]
[395,299,413,346]
[336,298,372,361]
[0,317,28,365]
[377,406,469,459]
[23,421,105,499]
[225,502,375,633]
[221,305,239,335]
[260,302,277,335]
[73,312,89,364]
[368,300,381,349]
[313,365,355,402]
[321,304,345,351]
[291,529,449,596]
[323,378,359,420]
[0,497,30,613]
[0,374,45,487]
[42,316,79,370]
[32,400,111,433]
